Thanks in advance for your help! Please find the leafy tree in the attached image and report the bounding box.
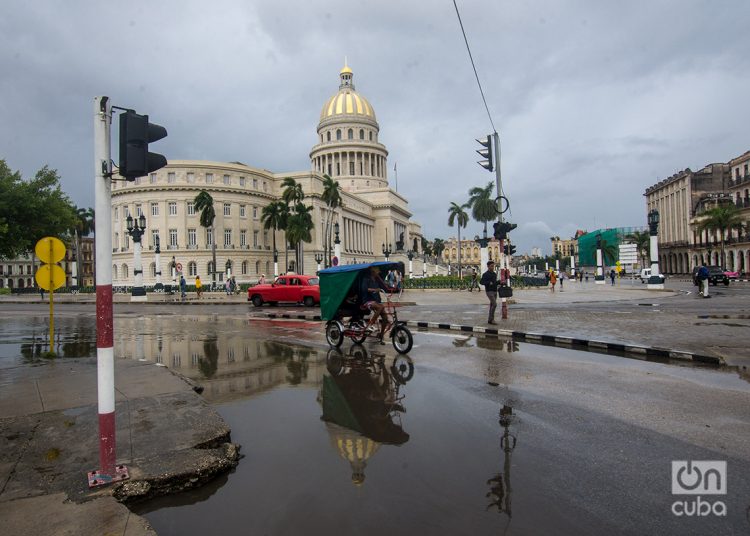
[194,190,216,287]
[0,160,77,259]
[448,201,470,277]
[698,205,744,267]
[261,200,289,274]
[625,230,650,268]
[321,174,342,267]
[467,181,496,235]
[432,238,446,263]
[281,177,304,271]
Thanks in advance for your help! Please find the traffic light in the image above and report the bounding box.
[508,244,516,256]
[492,221,517,240]
[119,110,168,180]
[476,135,493,172]
[503,244,509,255]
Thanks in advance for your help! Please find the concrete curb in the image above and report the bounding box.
[261,313,723,366]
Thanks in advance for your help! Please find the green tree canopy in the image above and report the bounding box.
[0,160,77,259]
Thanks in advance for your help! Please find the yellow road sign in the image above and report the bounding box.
[35,236,66,264]
[35,264,66,291]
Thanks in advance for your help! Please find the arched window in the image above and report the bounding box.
[207,261,214,276]
[19,279,25,288]
[347,128,353,140]
[265,261,271,275]
[359,129,364,140]
[121,264,129,279]
[336,129,342,140]
[255,261,261,274]
[113,265,118,279]
[242,261,248,275]
[188,261,197,276]
[327,132,331,142]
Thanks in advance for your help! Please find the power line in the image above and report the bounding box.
[452,0,496,133]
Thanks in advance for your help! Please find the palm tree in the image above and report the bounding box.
[194,190,216,287]
[69,206,94,286]
[321,174,342,267]
[432,238,446,264]
[281,177,305,271]
[261,200,288,274]
[448,202,470,277]
[599,238,618,266]
[286,203,314,273]
[467,181,496,236]
[698,205,744,268]
[625,230,650,269]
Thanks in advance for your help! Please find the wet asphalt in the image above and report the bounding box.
[2,311,747,535]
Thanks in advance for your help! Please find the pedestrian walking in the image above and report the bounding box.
[39,286,44,300]
[195,275,203,299]
[585,272,589,282]
[609,269,616,286]
[549,270,557,292]
[480,261,498,324]
[180,275,187,299]
[225,278,231,295]
[559,271,564,291]
[697,263,710,298]
[385,269,396,288]
[258,274,267,285]
[394,270,402,291]
[468,268,478,292]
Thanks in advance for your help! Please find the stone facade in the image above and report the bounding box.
[111,64,424,286]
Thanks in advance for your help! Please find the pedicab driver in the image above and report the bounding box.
[360,266,393,342]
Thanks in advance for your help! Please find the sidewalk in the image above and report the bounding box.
[0,358,239,536]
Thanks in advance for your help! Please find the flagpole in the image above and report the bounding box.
[394,162,398,191]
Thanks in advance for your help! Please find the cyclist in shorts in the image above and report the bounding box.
[360,266,392,342]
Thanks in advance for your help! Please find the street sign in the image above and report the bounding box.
[332,256,339,266]
[619,243,638,264]
[176,262,183,272]
[35,264,66,291]
[35,236,66,264]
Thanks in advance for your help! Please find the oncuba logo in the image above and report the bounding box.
[671,461,727,517]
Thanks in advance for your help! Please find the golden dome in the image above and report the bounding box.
[319,63,376,122]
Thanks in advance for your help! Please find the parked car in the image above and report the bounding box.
[692,266,730,287]
[247,274,320,307]
[639,268,665,283]
[724,269,740,280]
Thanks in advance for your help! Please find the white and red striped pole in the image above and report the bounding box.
[88,96,128,487]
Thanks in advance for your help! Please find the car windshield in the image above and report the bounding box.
[307,277,319,285]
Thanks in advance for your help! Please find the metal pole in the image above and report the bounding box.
[89,96,127,487]
[493,132,509,320]
[48,240,54,350]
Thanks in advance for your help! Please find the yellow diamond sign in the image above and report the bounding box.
[35,236,66,264]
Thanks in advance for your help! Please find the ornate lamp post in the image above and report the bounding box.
[594,233,605,284]
[153,235,163,291]
[382,242,392,261]
[333,221,341,266]
[647,209,664,289]
[314,252,324,272]
[170,255,177,292]
[422,252,427,278]
[126,214,147,301]
[407,250,415,278]
[273,249,279,278]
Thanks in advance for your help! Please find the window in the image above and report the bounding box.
[239,176,245,186]
[188,228,197,247]
[124,235,130,249]
[240,204,246,217]
[151,230,159,246]
[135,204,142,217]
[122,264,128,279]
[253,230,259,247]
[169,229,178,247]
[206,173,213,184]
[149,173,157,183]
[252,178,258,189]
[114,233,119,250]
[336,163,340,175]
[168,172,176,183]
[242,261,248,275]
[349,162,355,175]
[263,231,268,245]
[169,202,177,216]
[124,206,130,218]
[359,129,364,140]
[224,229,232,247]
[745,163,749,176]
[187,172,195,183]
[240,230,247,247]
[187,201,195,215]
[347,128,353,140]
[336,129,341,140]
[223,174,231,185]
[206,229,213,246]
[207,261,214,275]
[150,262,156,277]
[224,203,231,216]
[114,207,119,220]
[188,261,197,276]
[134,176,142,185]
[327,132,331,142]
[253,206,258,219]
[151,202,159,216]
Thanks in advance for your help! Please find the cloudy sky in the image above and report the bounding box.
[2,0,748,254]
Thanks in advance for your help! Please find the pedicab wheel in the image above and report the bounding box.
[349,320,367,344]
[326,348,344,375]
[391,355,414,384]
[391,325,413,354]
[325,320,344,348]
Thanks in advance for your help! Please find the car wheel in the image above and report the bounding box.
[251,295,263,307]
[303,296,314,307]
[724,279,729,286]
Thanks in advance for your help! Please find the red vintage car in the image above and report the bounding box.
[247,274,320,307]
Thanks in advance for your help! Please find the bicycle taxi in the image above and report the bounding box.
[319,261,414,354]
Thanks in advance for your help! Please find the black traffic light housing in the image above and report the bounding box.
[493,221,517,240]
[119,111,168,180]
[476,135,493,172]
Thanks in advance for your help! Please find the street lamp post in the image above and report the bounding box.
[595,233,605,284]
[333,221,341,266]
[647,209,664,289]
[126,214,147,301]
[382,242,392,262]
[476,231,490,276]
[154,235,163,291]
[407,250,415,279]
[273,249,279,278]
[315,252,324,272]
[170,255,176,293]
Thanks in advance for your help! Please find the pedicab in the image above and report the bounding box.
[320,261,414,354]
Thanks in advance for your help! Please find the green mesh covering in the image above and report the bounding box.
[320,270,360,320]
[321,375,362,432]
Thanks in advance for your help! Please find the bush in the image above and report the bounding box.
[0,287,10,295]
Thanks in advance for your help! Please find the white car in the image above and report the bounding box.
[640,268,665,283]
